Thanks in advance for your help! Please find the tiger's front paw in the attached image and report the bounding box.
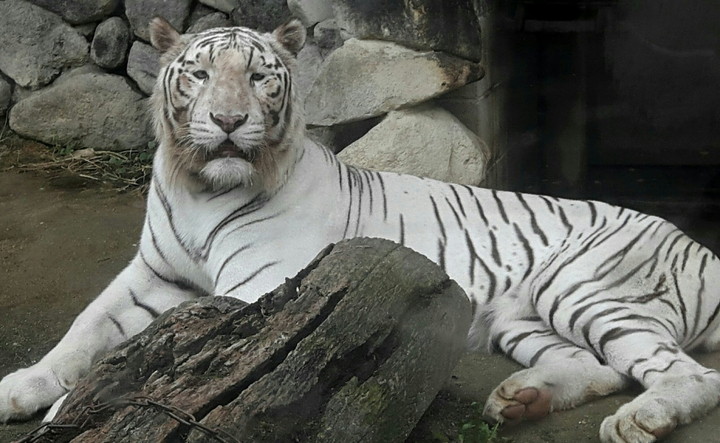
[0,365,67,423]
[483,369,554,424]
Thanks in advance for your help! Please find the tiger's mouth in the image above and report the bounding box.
[208,140,256,163]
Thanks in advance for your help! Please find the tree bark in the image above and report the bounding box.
[31,238,471,443]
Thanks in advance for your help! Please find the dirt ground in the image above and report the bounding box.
[1,168,719,442]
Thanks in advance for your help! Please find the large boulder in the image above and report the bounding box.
[198,0,238,14]
[125,0,193,41]
[126,42,161,96]
[338,105,490,186]
[9,72,152,151]
[27,0,119,25]
[187,12,232,33]
[332,0,483,61]
[288,0,334,27]
[230,0,293,32]
[91,17,130,70]
[305,39,484,126]
[0,0,89,89]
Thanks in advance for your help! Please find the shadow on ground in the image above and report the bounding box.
[0,170,718,442]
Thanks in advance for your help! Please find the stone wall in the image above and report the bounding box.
[1,0,504,187]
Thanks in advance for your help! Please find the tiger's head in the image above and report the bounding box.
[149,17,306,192]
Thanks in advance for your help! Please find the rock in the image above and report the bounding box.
[0,78,12,117]
[295,42,324,105]
[74,23,97,39]
[332,0,482,61]
[0,0,89,89]
[126,42,161,96]
[27,0,119,25]
[9,72,152,151]
[187,12,232,33]
[315,19,345,56]
[230,0,293,32]
[198,0,238,14]
[338,105,490,186]
[305,39,484,126]
[125,0,193,41]
[91,17,130,69]
[45,239,471,443]
[288,0,334,27]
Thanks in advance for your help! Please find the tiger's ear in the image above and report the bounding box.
[273,19,306,56]
[150,17,182,53]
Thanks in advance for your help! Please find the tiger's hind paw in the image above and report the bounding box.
[483,371,553,423]
[599,399,677,443]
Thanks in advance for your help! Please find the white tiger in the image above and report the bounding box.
[2,17,720,443]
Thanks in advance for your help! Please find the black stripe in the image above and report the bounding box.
[640,358,684,380]
[437,239,446,272]
[579,306,627,348]
[108,314,127,339]
[529,342,575,366]
[429,196,447,240]
[223,261,279,296]
[492,190,510,225]
[214,244,253,285]
[596,327,656,356]
[399,214,405,246]
[516,193,549,247]
[488,229,501,267]
[445,196,463,228]
[513,223,534,281]
[587,201,597,225]
[130,289,161,318]
[377,173,388,221]
[449,185,467,218]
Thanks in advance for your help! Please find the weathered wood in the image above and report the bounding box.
[33,238,471,443]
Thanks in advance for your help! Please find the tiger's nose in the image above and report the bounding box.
[209,112,249,133]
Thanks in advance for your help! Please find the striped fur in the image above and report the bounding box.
[2,19,720,443]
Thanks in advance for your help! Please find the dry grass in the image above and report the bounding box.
[0,123,155,193]
[17,146,155,192]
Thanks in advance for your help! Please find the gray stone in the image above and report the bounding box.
[188,2,215,23]
[0,78,12,117]
[315,19,345,56]
[198,0,239,14]
[91,17,130,69]
[74,23,97,39]
[338,105,489,186]
[187,12,232,33]
[230,0,293,32]
[305,39,484,126]
[288,0,334,27]
[28,0,119,25]
[295,42,324,105]
[127,42,161,96]
[332,0,482,61]
[0,0,89,89]
[125,0,193,41]
[9,72,152,151]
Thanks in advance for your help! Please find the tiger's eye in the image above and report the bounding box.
[250,72,266,82]
[193,70,209,80]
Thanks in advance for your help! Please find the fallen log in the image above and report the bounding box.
[28,238,471,443]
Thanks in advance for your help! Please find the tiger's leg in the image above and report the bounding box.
[483,316,629,423]
[596,332,720,443]
[0,257,198,422]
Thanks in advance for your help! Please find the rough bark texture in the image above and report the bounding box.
[32,238,471,443]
